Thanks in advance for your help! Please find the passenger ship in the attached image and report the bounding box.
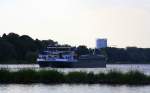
[37,45,106,68]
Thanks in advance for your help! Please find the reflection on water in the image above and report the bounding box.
[0,64,150,75]
[0,84,150,93]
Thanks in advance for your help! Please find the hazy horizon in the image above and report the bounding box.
[0,0,150,48]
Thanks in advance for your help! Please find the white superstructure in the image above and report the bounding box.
[37,46,77,62]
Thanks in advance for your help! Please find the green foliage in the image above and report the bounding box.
[103,47,150,64]
[0,69,150,85]
[25,52,38,63]
[66,71,88,83]
[38,70,65,83]
[0,33,58,64]
[76,45,89,56]
[0,69,11,83]
[11,69,38,83]
[123,71,148,84]
[104,71,124,84]
[0,39,17,61]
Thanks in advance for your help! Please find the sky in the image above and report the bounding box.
[0,0,150,48]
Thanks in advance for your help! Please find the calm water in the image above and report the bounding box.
[0,64,150,74]
[0,84,150,93]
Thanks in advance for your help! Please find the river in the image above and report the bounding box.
[0,64,150,74]
[0,84,150,93]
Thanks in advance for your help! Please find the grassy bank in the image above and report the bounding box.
[0,69,150,85]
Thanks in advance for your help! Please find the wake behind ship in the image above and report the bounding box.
[37,45,106,68]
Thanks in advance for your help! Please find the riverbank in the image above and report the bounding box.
[0,69,150,85]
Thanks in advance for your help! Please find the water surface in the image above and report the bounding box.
[0,64,150,74]
[0,84,150,93]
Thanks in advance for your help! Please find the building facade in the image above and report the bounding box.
[96,38,107,48]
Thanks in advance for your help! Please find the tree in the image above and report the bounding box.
[25,51,38,63]
[76,45,89,55]
[0,39,17,62]
[104,47,129,63]
[126,47,146,62]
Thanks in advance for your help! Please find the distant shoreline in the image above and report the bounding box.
[1,32,150,64]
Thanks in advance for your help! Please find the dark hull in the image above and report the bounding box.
[38,60,106,68]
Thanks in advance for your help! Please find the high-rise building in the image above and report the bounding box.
[96,38,107,48]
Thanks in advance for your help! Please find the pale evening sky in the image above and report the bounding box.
[0,0,150,48]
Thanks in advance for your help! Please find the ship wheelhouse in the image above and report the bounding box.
[37,46,77,62]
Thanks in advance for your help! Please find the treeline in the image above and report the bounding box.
[104,47,150,64]
[0,33,58,64]
[69,46,150,64]
[1,32,150,64]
